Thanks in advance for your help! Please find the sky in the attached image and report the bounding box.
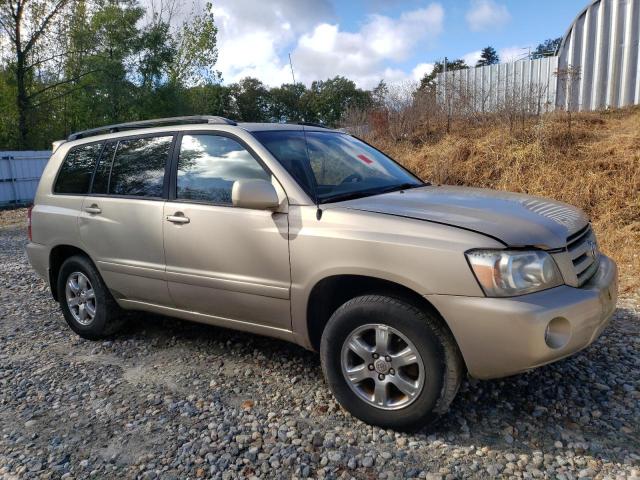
[210,0,589,89]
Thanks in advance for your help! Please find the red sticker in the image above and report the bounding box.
[357,154,373,164]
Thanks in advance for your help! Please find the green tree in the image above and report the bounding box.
[476,46,499,67]
[83,0,144,124]
[418,59,468,92]
[168,2,219,85]
[305,76,371,126]
[0,0,77,146]
[532,37,562,59]
[184,83,234,116]
[371,80,389,109]
[138,21,176,89]
[268,83,307,122]
[0,68,18,147]
[230,77,271,122]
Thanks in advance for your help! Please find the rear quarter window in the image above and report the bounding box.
[54,143,103,194]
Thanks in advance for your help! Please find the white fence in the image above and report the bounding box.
[0,151,51,206]
[436,56,559,114]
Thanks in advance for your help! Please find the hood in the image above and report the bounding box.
[333,185,589,249]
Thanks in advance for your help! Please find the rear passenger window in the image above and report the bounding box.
[176,134,269,204]
[108,136,173,197]
[54,143,103,194]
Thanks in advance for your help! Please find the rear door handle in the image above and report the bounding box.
[166,213,190,224]
[85,205,102,214]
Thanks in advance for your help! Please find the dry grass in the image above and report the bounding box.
[369,107,640,294]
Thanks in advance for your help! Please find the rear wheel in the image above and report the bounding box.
[320,295,463,430]
[57,255,124,339]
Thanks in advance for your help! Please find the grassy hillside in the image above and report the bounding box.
[369,107,640,294]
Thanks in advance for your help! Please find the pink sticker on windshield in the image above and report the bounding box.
[357,154,373,165]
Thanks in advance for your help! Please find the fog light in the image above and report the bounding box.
[544,317,571,349]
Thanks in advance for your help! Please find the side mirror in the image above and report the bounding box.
[232,179,280,210]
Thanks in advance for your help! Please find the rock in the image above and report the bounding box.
[0,216,636,480]
[328,452,341,463]
[578,468,596,478]
[362,456,375,468]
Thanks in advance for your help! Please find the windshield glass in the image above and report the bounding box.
[252,130,423,204]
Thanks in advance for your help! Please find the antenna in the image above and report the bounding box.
[288,53,296,84]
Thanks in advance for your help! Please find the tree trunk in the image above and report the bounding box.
[13,4,29,149]
[16,51,29,149]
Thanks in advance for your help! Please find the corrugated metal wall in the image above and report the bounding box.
[0,151,50,206]
[437,57,559,114]
[558,0,640,110]
[437,0,640,112]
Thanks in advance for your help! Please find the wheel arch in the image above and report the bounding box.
[49,245,94,301]
[305,274,464,367]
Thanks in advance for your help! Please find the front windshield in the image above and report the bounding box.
[252,130,423,204]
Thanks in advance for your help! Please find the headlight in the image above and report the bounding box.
[466,250,563,297]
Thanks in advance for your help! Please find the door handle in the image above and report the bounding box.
[166,213,190,224]
[85,204,102,214]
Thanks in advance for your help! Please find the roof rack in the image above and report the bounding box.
[67,116,238,141]
[297,121,328,129]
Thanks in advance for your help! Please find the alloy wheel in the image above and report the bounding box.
[340,323,425,410]
[65,271,97,326]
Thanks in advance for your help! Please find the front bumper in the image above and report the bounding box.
[427,254,618,379]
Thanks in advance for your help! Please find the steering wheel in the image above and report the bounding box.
[340,173,363,185]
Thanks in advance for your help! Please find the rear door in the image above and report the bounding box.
[162,132,291,330]
[79,134,175,306]
[40,142,104,248]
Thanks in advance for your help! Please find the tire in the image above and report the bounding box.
[320,295,463,431]
[57,255,125,340]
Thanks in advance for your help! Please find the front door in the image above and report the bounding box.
[163,133,291,330]
[79,134,174,306]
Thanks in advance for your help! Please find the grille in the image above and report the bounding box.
[566,225,599,285]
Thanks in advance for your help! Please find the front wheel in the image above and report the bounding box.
[320,295,463,430]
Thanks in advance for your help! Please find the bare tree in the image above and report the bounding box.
[555,65,582,137]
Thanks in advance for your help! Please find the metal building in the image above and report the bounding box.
[437,0,640,112]
[558,0,640,110]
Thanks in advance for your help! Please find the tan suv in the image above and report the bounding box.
[27,116,618,430]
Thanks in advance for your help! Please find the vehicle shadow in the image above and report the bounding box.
[117,305,639,462]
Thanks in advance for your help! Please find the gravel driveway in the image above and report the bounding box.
[1,216,639,480]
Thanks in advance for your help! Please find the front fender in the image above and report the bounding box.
[287,205,501,347]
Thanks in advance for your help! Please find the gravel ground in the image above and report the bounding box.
[1,211,639,480]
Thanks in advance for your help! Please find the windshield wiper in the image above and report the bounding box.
[319,182,424,204]
[376,182,424,195]
[319,188,382,204]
